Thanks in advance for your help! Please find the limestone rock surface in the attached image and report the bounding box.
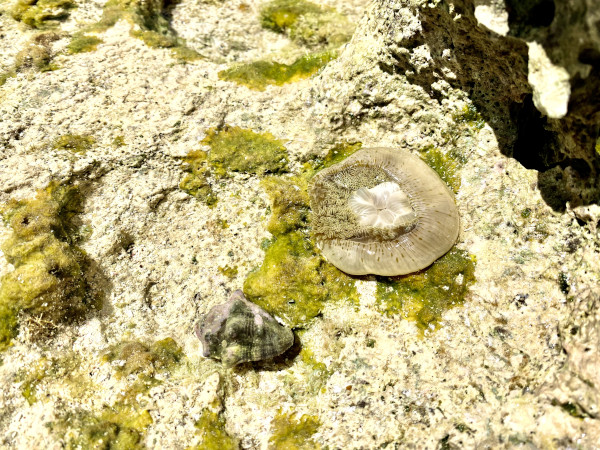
[0,0,599,448]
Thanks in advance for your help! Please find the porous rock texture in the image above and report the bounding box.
[0,0,599,448]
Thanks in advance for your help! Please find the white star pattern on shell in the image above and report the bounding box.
[348,181,417,228]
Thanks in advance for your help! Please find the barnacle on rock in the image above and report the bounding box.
[310,147,460,276]
[195,290,294,367]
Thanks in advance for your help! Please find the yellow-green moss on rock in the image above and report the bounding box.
[55,403,152,450]
[202,126,289,176]
[268,410,321,449]
[243,150,360,328]
[0,182,97,350]
[179,150,218,207]
[68,34,103,54]
[261,175,309,235]
[180,126,288,203]
[305,141,362,172]
[419,145,462,194]
[218,51,337,91]
[218,265,238,279]
[190,409,238,450]
[260,0,353,49]
[298,345,332,395]
[0,32,62,87]
[17,352,93,405]
[11,0,75,29]
[103,337,183,378]
[51,338,184,447]
[53,134,96,153]
[452,104,485,131]
[245,230,355,327]
[376,248,476,332]
[89,0,201,60]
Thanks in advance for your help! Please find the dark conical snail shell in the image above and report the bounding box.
[195,290,294,367]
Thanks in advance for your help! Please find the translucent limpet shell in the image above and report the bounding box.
[195,290,294,367]
[309,147,460,276]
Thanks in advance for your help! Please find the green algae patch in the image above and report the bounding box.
[0,71,16,87]
[443,104,486,152]
[57,337,185,447]
[16,33,62,71]
[0,182,98,350]
[298,345,332,395]
[11,0,75,29]
[68,34,103,53]
[17,352,90,405]
[261,0,321,33]
[1,32,63,86]
[260,0,353,49]
[179,150,218,207]
[419,145,461,194]
[0,304,18,350]
[243,170,358,329]
[189,409,239,450]
[103,337,183,378]
[203,126,289,176]
[180,125,289,205]
[376,248,476,332]
[218,265,238,279]
[244,231,329,327]
[268,410,321,449]
[218,51,337,91]
[54,404,152,450]
[89,0,201,60]
[261,175,309,235]
[102,338,184,413]
[452,104,485,131]
[0,32,62,87]
[112,135,126,147]
[53,134,96,153]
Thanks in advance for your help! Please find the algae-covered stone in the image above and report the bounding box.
[260,0,353,49]
[103,337,183,377]
[67,34,103,54]
[202,126,289,176]
[195,290,294,367]
[11,0,75,29]
[268,410,321,449]
[243,148,361,328]
[376,248,476,332]
[191,408,239,450]
[87,0,201,60]
[218,51,337,91]
[53,134,96,153]
[0,32,62,86]
[55,404,152,449]
[179,150,218,206]
[0,182,97,349]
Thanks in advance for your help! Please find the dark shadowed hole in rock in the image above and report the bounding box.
[505,0,556,34]
[382,4,599,213]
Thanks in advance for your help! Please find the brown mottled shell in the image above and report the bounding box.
[195,290,294,367]
[309,147,460,276]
